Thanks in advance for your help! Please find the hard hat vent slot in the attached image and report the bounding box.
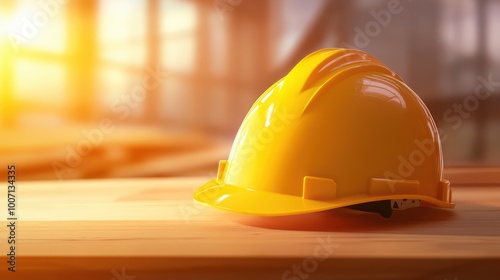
[287,49,401,94]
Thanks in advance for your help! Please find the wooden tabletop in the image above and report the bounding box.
[1,171,500,279]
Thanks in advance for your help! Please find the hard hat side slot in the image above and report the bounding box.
[216,160,228,182]
[369,178,420,196]
[438,179,452,203]
[302,176,337,201]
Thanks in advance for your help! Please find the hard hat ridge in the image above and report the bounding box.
[283,49,404,114]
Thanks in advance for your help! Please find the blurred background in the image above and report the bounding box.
[0,0,499,181]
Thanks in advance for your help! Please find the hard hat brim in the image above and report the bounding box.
[193,179,455,216]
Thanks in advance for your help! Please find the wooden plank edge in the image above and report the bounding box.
[2,257,499,280]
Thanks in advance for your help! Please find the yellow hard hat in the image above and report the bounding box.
[194,48,454,217]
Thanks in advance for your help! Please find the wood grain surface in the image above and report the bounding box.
[0,172,499,279]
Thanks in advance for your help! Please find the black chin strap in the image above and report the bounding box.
[346,200,393,218]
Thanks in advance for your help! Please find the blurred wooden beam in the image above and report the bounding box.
[0,126,213,180]
[192,2,212,131]
[108,142,230,177]
[407,0,441,100]
[445,166,500,186]
[67,0,98,122]
[471,0,489,160]
[143,0,161,123]
[0,18,15,128]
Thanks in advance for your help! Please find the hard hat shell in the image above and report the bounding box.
[194,48,454,216]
